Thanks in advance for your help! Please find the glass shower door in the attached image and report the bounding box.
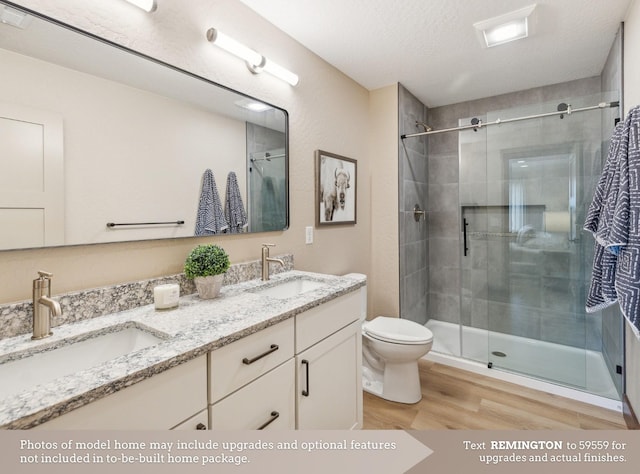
[483,99,594,390]
[458,95,620,394]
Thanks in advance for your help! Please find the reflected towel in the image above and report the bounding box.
[261,177,279,231]
[194,169,228,235]
[224,171,248,234]
[585,106,640,338]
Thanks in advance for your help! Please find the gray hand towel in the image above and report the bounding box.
[195,169,228,235]
[224,171,248,234]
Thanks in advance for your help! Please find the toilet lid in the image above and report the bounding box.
[364,317,433,344]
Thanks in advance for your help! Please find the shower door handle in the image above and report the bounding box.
[463,217,469,256]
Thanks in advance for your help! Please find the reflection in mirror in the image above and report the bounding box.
[0,2,288,251]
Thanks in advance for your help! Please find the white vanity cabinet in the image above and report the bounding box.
[34,356,207,430]
[206,287,364,431]
[208,318,295,430]
[295,290,363,430]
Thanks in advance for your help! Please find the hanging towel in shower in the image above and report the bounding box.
[585,106,640,338]
[194,169,228,235]
[224,171,248,234]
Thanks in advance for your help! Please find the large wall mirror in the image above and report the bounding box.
[0,2,289,251]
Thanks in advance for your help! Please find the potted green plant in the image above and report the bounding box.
[184,244,230,299]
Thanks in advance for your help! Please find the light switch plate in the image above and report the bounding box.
[305,226,313,244]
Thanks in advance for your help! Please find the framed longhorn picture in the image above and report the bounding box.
[315,150,357,226]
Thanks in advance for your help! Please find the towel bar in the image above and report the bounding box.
[106,220,185,227]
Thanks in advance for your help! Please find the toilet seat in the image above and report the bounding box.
[363,317,433,345]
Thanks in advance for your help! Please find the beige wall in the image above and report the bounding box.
[368,85,400,318]
[0,0,374,307]
[624,0,640,418]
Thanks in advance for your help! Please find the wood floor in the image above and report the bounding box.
[363,359,628,430]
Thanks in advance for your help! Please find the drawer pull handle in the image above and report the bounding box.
[242,344,279,365]
[196,422,207,430]
[257,411,280,430]
[301,359,310,397]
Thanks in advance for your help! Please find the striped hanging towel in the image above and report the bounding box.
[585,106,640,338]
[584,123,624,311]
[224,171,248,234]
[194,169,228,235]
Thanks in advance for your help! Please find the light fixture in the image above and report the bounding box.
[206,27,299,86]
[474,4,536,48]
[0,5,33,29]
[262,58,299,86]
[234,98,272,112]
[206,28,263,67]
[123,0,157,13]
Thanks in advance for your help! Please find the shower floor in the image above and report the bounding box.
[425,320,620,401]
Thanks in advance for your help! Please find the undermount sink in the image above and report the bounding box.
[251,278,327,300]
[0,325,166,400]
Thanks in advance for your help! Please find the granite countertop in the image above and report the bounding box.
[0,270,366,429]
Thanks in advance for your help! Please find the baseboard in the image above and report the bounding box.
[623,395,640,429]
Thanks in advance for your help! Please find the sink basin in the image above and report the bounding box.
[251,278,327,300]
[0,325,165,400]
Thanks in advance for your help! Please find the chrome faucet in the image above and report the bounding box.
[32,270,62,340]
[261,243,285,281]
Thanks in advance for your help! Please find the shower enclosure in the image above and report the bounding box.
[426,94,624,401]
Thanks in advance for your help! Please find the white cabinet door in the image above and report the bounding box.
[296,321,362,430]
[210,359,295,430]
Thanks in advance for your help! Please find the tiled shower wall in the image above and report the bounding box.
[398,85,429,325]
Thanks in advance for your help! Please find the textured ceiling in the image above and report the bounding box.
[239,0,632,107]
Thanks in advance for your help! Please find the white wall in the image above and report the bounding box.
[624,0,640,420]
[0,0,374,307]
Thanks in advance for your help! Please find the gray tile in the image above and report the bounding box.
[428,153,459,184]
[428,183,459,213]
[429,292,461,324]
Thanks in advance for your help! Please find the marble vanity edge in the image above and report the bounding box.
[1,272,366,429]
[0,254,293,340]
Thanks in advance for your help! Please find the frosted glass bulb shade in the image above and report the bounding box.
[206,28,263,68]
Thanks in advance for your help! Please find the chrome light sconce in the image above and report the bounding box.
[123,0,157,13]
[206,28,299,86]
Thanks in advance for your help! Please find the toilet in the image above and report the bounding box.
[361,316,433,404]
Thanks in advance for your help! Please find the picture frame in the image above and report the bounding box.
[315,150,357,226]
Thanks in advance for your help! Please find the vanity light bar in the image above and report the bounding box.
[206,28,263,68]
[262,57,299,87]
[123,0,157,13]
[206,28,299,86]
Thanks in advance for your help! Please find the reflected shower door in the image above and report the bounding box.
[248,148,287,232]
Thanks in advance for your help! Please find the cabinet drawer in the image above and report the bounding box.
[171,409,209,430]
[210,359,295,430]
[296,291,360,353]
[209,318,294,403]
[34,356,207,430]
